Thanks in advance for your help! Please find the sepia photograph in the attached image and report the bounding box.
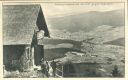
[2,2,125,78]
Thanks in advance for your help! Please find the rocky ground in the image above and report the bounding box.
[4,69,46,78]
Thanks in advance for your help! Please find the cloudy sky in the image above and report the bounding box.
[3,2,124,18]
[41,3,124,18]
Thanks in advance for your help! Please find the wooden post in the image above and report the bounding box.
[31,47,35,68]
[62,65,63,77]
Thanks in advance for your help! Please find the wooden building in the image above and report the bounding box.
[54,53,105,77]
[56,62,102,77]
[3,5,50,71]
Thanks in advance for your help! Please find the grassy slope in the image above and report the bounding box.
[103,38,125,46]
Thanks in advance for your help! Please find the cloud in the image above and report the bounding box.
[41,3,124,18]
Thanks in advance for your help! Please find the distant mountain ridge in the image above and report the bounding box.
[47,9,124,33]
[44,9,124,47]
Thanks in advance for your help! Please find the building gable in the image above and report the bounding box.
[3,4,50,45]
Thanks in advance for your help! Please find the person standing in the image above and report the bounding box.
[41,59,45,73]
[46,61,49,77]
[51,59,57,77]
[48,62,53,77]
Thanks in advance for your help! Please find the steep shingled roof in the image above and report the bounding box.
[3,5,50,45]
